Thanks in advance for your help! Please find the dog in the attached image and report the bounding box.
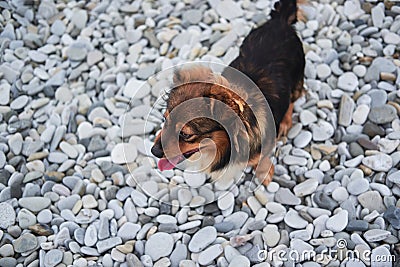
[151,0,305,186]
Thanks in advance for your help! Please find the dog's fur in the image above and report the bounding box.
[151,0,305,185]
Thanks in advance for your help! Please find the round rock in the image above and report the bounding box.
[44,249,63,267]
[326,210,348,232]
[188,226,217,253]
[145,233,174,261]
[0,203,16,229]
[294,131,312,148]
[337,72,359,91]
[111,143,138,164]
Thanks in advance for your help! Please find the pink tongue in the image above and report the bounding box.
[158,156,183,171]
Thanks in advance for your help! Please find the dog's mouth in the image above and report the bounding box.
[157,148,200,171]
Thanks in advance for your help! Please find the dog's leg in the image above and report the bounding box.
[252,155,274,186]
[278,102,294,138]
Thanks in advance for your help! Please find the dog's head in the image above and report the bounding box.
[151,66,261,174]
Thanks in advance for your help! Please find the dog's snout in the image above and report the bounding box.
[151,142,164,158]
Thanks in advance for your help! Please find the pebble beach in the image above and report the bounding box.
[0,0,400,266]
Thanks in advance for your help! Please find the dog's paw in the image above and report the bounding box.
[254,156,275,186]
[278,102,294,138]
[257,164,274,186]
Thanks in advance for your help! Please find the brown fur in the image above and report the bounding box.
[151,0,305,185]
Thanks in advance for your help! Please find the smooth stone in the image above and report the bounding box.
[332,187,349,203]
[313,191,338,210]
[369,90,387,108]
[387,170,400,184]
[123,79,151,99]
[50,20,66,36]
[326,210,348,232]
[126,253,144,267]
[371,3,384,26]
[310,120,334,141]
[290,239,314,260]
[293,131,312,148]
[362,154,392,172]
[145,233,174,261]
[383,206,400,229]
[337,72,358,91]
[370,183,391,196]
[96,237,122,254]
[363,229,391,242]
[284,209,308,229]
[188,226,217,253]
[378,139,399,154]
[198,244,223,265]
[87,50,103,66]
[48,152,68,163]
[13,233,37,253]
[347,178,369,196]
[216,0,244,20]
[352,105,370,125]
[111,143,138,164]
[293,179,319,197]
[0,203,16,229]
[217,191,234,210]
[263,225,280,247]
[371,246,393,266]
[10,95,29,110]
[383,32,400,45]
[37,209,52,224]
[182,9,202,24]
[287,123,302,139]
[353,65,367,77]
[0,244,14,257]
[44,249,63,267]
[346,220,369,232]
[368,105,397,124]
[67,42,87,61]
[305,169,324,181]
[28,51,47,63]
[177,188,192,206]
[71,9,88,29]
[228,255,250,267]
[283,155,307,166]
[117,222,141,241]
[214,221,235,233]
[18,208,36,229]
[343,0,365,20]
[82,195,98,209]
[275,188,301,205]
[300,110,317,126]
[224,212,249,229]
[357,191,386,213]
[183,172,206,188]
[338,94,355,127]
[84,224,98,247]
[316,63,331,79]
[19,197,51,212]
[0,84,10,105]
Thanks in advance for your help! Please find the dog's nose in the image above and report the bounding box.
[151,143,164,158]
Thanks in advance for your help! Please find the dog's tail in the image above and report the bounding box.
[271,0,306,25]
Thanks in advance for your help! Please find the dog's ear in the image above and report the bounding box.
[208,84,249,155]
[173,66,213,85]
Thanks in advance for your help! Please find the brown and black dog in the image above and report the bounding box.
[151,0,305,186]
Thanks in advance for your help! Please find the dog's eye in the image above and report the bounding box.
[179,132,193,140]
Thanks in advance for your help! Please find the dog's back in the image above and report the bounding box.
[228,0,305,133]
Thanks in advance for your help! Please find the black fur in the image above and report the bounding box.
[226,0,305,133]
